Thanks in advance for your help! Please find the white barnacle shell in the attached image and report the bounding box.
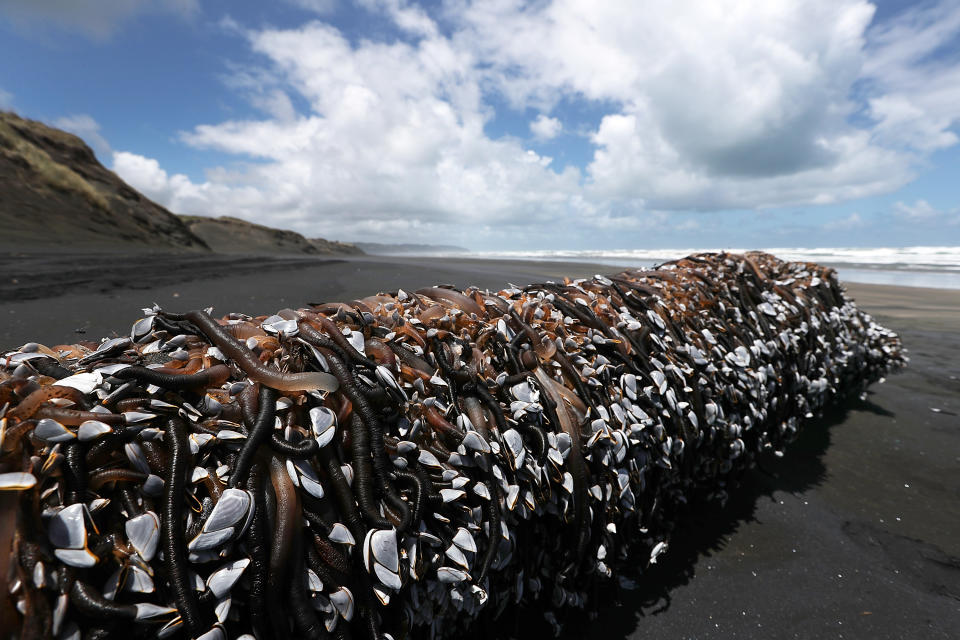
[758,302,777,316]
[202,488,251,533]
[131,316,156,341]
[445,544,469,570]
[396,440,417,454]
[649,541,668,564]
[54,372,101,394]
[439,488,466,503]
[306,569,324,592]
[262,316,299,336]
[134,603,178,620]
[374,562,403,590]
[650,371,667,395]
[188,527,235,552]
[291,459,325,499]
[330,587,355,621]
[452,527,477,553]
[461,430,491,454]
[141,474,164,496]
[345,331,365,354]
[505,485,520,510]
[215,430,245,441]
[472,482,491,500]
[124,443,151,475]
[0,472,37,491]
[48,504,87,549]
[510,381,538,404]
[502,428,525,469]
[206,558,250,599]
[125,511,160,562]
[309,406,337,448]
[364,528,400,573]
[502,429,523,457]
[562,472,574,494]
[124,565,155,594]
[328,523,355,546]
[373,584,392,606]
[34,419,76,443]
[77,420,112,442]
[375,365,406,398]
[123,411,158,424]
[417,450,442,470]
[436,567,470,583]
[52,593,68,635]
[54,548,98,568]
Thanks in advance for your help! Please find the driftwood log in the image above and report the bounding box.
[0,252,905,639]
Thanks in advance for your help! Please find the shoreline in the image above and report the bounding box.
[1,253,957,638]
[3,252,959,348]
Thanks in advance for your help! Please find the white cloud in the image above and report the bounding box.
[0,0,199,40]
[112,150,265,216]
[530,115,562,140]
[823,212,864,231]
[112,151,191,206]
[284,0,337,16]
[0,88,12,108]
[894,199,938,220]
[868,95,958,151]
[451,0,930,211]
[862,2,960,152]
[113,0,960,247]
[53,114,111,158]
[357,0,438,38]
[114,20,585,242]
[891,200,959,228]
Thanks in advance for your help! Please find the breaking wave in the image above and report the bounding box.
[455,246,960,289]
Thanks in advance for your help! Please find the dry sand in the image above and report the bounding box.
[1,252,957,639]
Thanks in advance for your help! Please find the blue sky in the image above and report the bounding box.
[1,0,958,250]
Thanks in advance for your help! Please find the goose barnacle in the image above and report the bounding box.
[0,252,904,639]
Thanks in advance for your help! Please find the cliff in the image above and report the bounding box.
[0,111,209,251]
[180,215,363,255]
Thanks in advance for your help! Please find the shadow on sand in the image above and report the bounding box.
[465,392,879,640]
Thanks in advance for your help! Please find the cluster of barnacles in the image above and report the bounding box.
[0,252,904,639]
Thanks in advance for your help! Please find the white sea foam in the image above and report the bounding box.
[442,246,960,290]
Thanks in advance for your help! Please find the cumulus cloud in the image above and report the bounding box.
[54,114,111,158]
[530,115,562,140]
[112,151,194,208]
[115,18,585,243]
[0,88,12,108]
[0,0,199,40]
[451,0,929,210]
[112,150,265,217]
[109,0,960,247]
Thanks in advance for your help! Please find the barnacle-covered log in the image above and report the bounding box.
[0,252,904,639]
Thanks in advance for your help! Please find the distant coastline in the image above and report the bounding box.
[355,241,470,255]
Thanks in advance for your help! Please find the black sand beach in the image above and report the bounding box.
[2,253,957,639]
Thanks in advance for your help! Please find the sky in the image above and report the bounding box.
[1,0,958,251]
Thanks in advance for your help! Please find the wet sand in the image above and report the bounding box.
[0,253,617,347]
[2,253,958,638]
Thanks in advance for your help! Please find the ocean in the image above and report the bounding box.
[454,246,960,290]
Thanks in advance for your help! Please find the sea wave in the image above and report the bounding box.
[447,246,960,289]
